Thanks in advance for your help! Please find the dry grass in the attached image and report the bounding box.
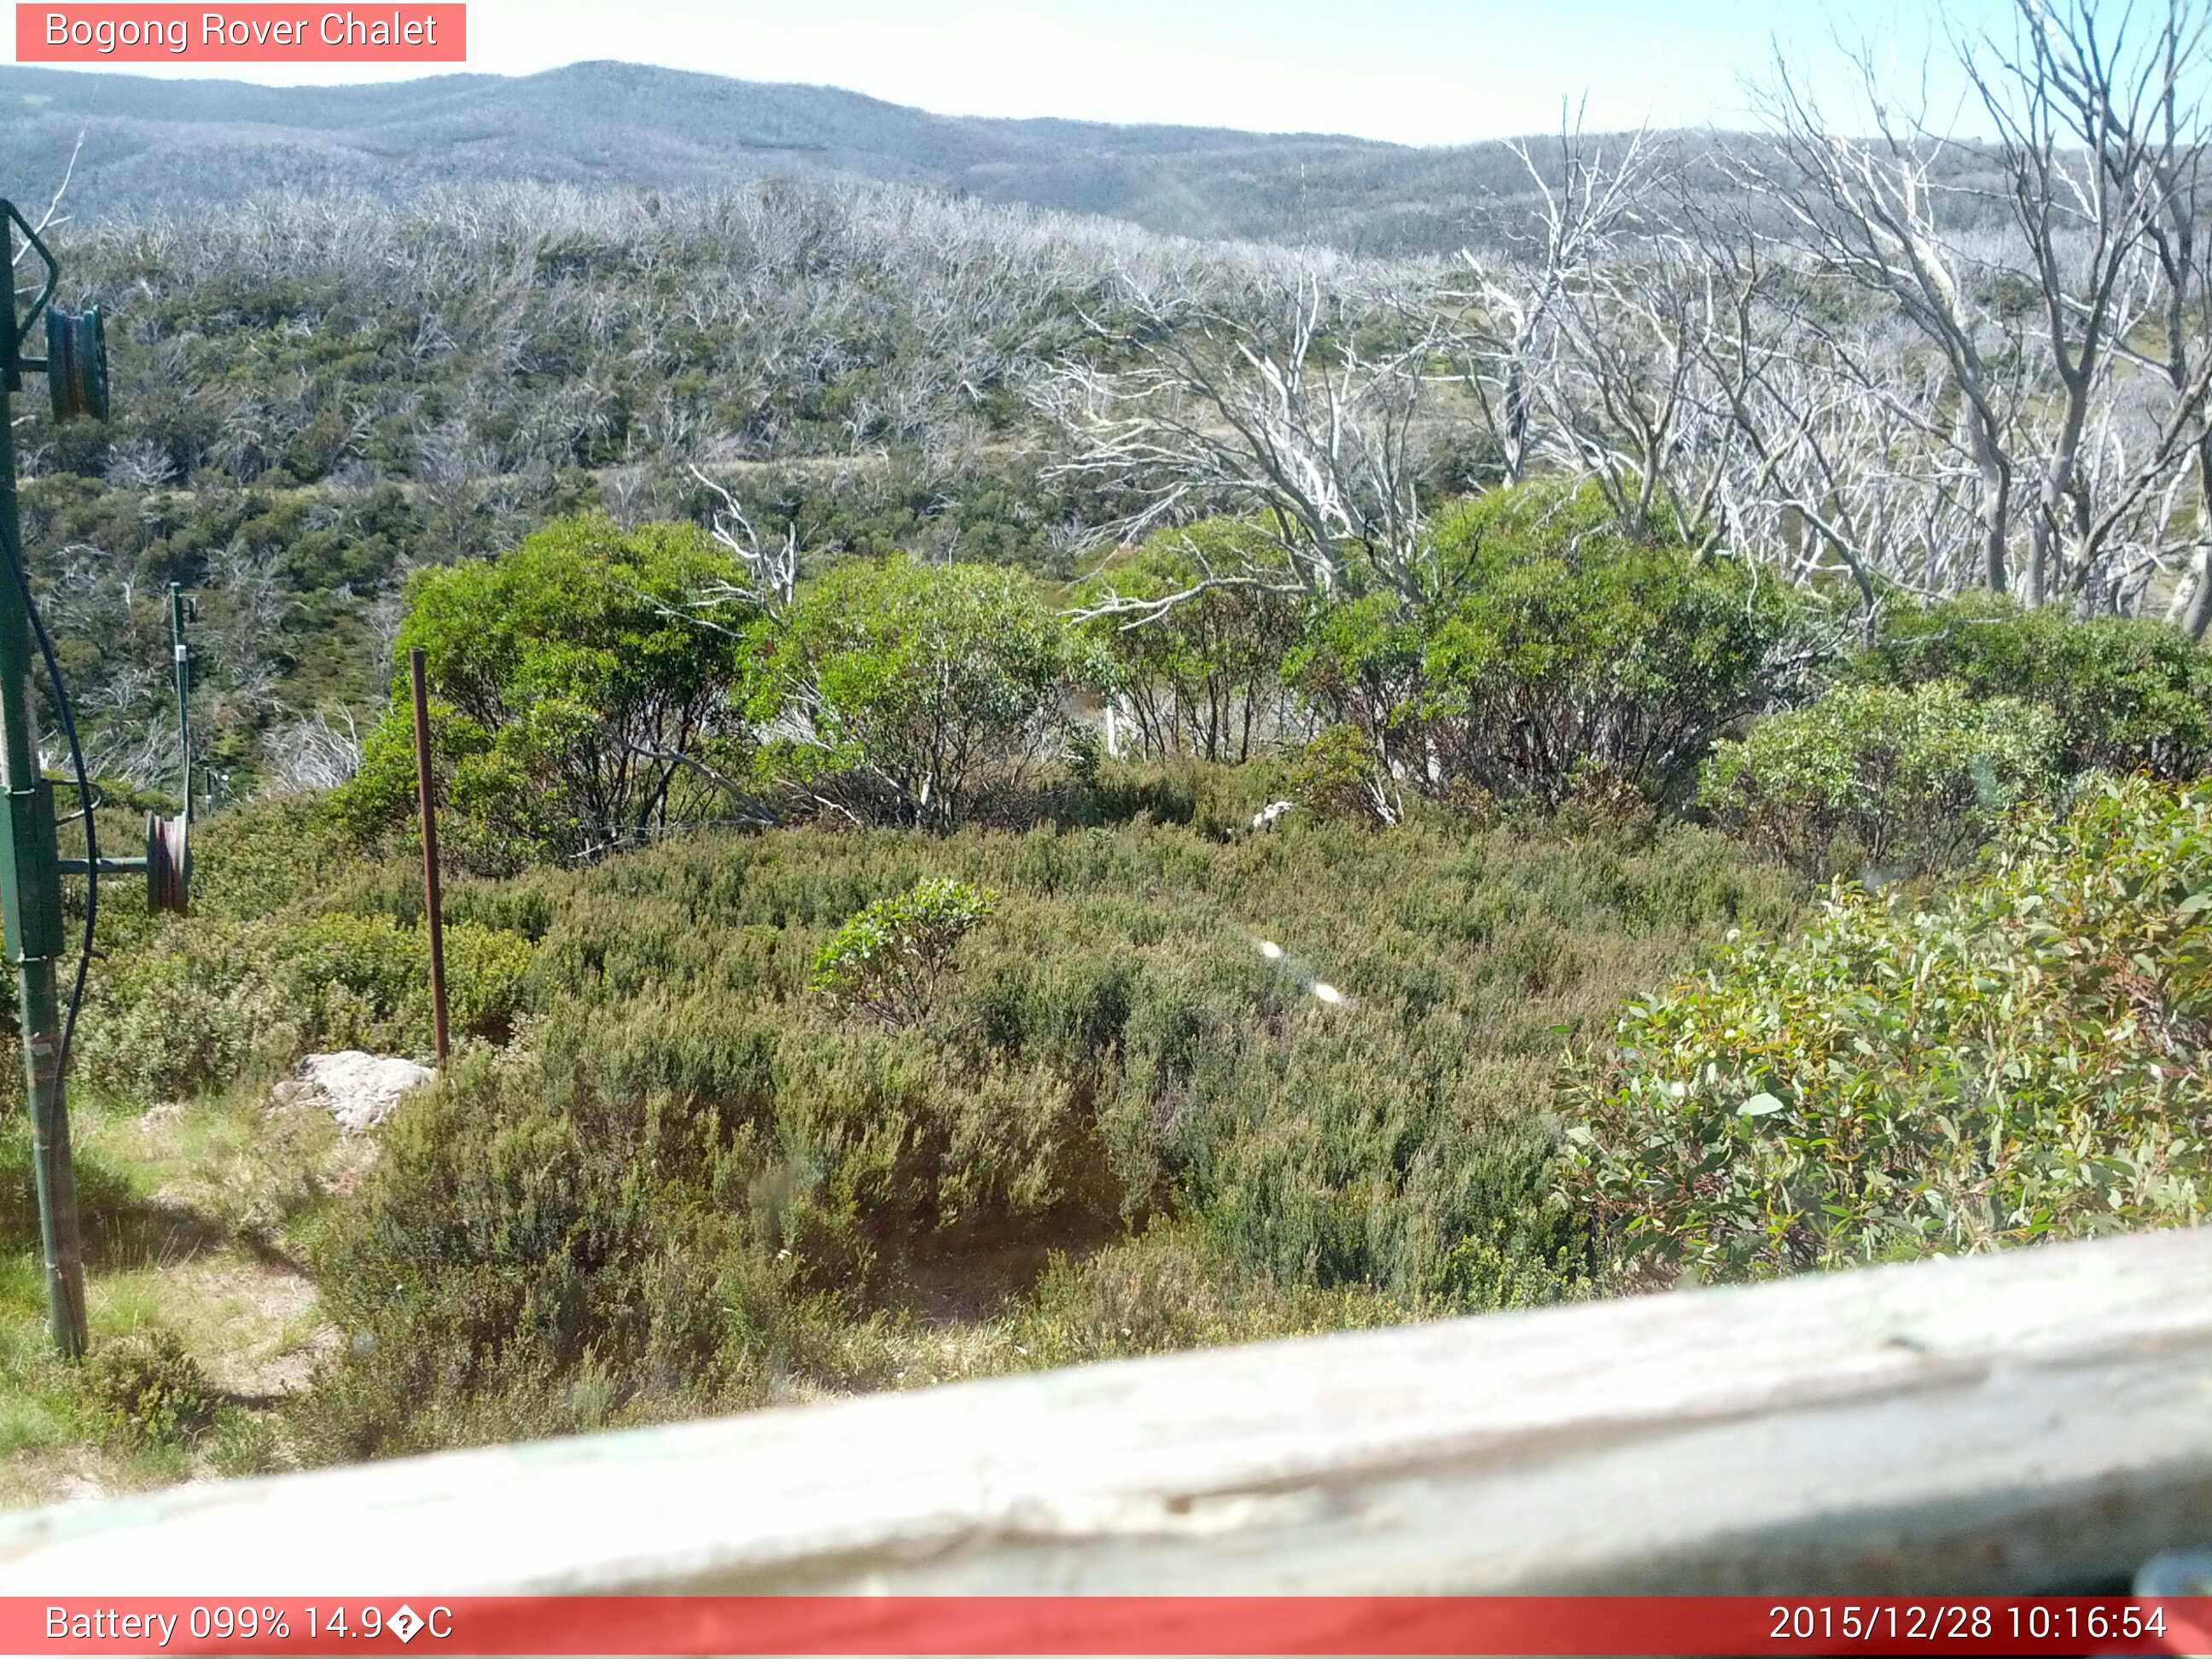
[0,1087,349,1511]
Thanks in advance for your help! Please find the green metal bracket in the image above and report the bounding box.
[0,778,63,966]
[1,197,97,1356]
[3,201,58,398]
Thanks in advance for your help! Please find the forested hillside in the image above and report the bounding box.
[2,61,1792,253]
[17,182,1169,797]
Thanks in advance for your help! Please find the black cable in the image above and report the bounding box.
[0,504,96,1080]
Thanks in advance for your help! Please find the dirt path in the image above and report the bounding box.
[169,1255,336,1403]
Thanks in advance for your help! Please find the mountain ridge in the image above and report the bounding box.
[0,59,1592,252]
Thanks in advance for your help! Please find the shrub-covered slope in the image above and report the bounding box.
[87,790,1797,1458]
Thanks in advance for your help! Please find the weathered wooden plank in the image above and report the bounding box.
[5,1227,2211,1594]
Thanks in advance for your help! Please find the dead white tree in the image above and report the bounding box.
[260,707,364,795]
[1542,228,1746,548]
[690,465,797,613]
[1748,3,2212,619]
[1749,50,2028,597]
[10,130,81,264]
[1963,0,2212,608]
[1724,314,1988,612]
[1038,261,1442,608]
[1439,119,1657,490]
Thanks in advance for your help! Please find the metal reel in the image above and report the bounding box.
[145,811,189,916]
[45,306,108,425]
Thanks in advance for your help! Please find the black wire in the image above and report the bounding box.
[0,503,96,1080]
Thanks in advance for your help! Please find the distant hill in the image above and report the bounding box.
[0,60,1625,253]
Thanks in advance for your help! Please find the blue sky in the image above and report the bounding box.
[46,0,2032,146]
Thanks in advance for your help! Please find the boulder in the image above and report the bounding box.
[276,1051,434,1134]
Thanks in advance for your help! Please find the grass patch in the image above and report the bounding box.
[0,1089,342,1510]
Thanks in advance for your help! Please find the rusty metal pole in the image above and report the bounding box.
[408,648,450,1066]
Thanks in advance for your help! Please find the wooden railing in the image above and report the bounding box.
[3,1225,2210,1595]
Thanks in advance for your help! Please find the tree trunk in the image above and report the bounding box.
[2180,547,2212,641]
[1975,447,2013,597]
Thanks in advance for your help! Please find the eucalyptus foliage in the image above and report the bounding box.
[1077,521,1303,765]
[1853,591,2212,780]
[1419,484,1815,806]
[1564,777,2212,1289]
[750,556,1101,829]
[1699,680,2064,877]
[810,877,997,1028]
[334,515,756,869]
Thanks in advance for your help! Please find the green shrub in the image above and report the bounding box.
[1854,591,2212,778]
[203,1409,287,1478]
[185,795,354,917]
[1282,591,1426,783]
[1287,725,1395,824]
[82,940,294,1100]
[1418,481,1817,806]
[1013,1222,1419,1367]
[1071,755,1304,841]
[1080,521,1305,764]
[275,912,537,1055]
[81,907,535,1095]
[294,813,1799,1458]
[1562,776,2212,1289]
[83,1331,216,1447]
[810,879,997,1028]
[332,515,756,870]
[1698,680,2063,876]
[750,556,1100,830]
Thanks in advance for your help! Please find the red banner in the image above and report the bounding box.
[3,1597,2209,1656]
[14,5,464,62]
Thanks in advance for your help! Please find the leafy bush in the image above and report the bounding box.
[1418,482,1817,806]
[1282,592,1426,782]
[1854,591,2212,779]
[1562,777,2212,1289]
[333,515,756,870]
[185,795,354,917]
[1699,680,2063,876]
[1287,725,1395,824]
[83,1331,216,1447]
[273,912,537,1054]
[1013,1223,1418,1366]
[1073,754,1305,842]
[751,556,1099,830]
[82,905,536,1095]
[1080,521,1304,764]
[810,878,997,1027]
[82,941,294,1101]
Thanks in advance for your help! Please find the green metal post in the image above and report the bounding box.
[0,201,87,1357]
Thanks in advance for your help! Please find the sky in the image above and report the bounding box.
[36,0,2033,146]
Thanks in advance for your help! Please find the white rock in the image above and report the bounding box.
[288,1051,434,1134]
